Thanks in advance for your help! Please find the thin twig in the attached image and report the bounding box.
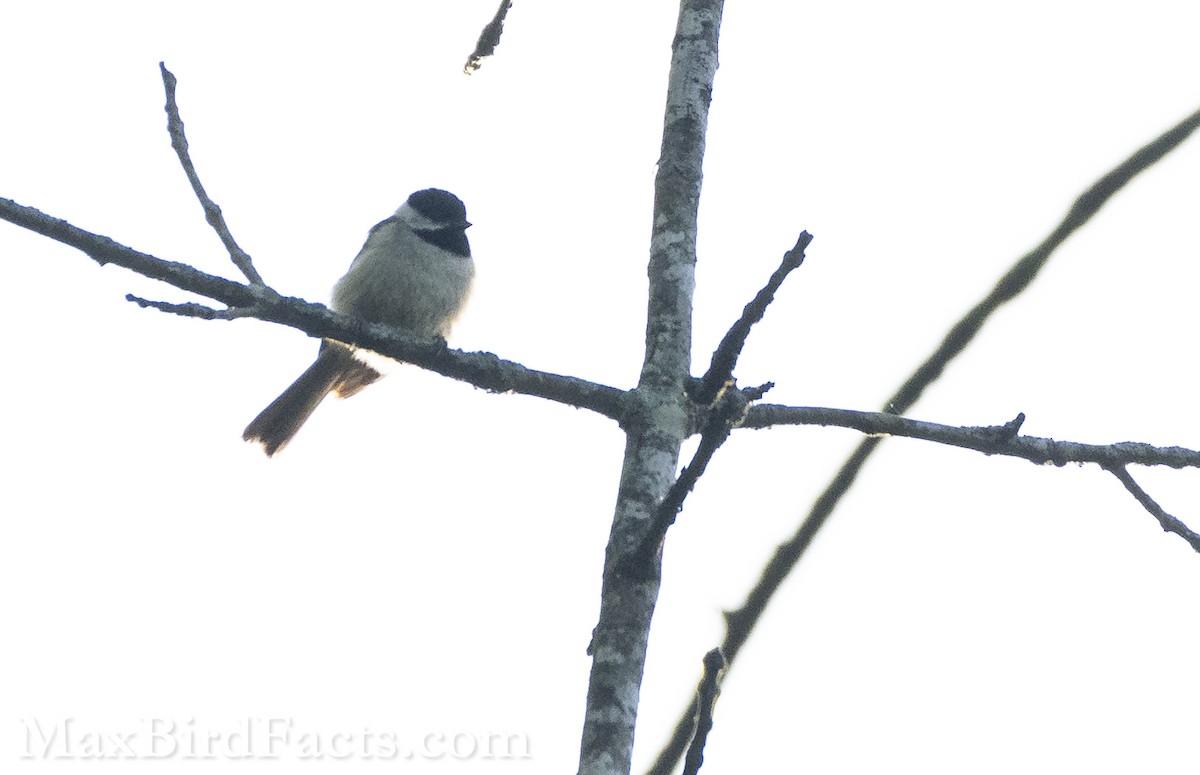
[159,62,264,286]
[126,294,229,320]
[695,231,812,404]
[464,0,512,74]
[1104,464,1200,553]
[682,648,727,775]
[645,103,1200,775]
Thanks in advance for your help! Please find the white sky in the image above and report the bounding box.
[3,2,1200,773]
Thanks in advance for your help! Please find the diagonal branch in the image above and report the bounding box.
[0,196,628,422]
[160,63,263,286]
[464,0,513,75]
[695,231,811,404]
[1104,465,1200,553]
[645,102,1200,775]
[889,104,1200,413]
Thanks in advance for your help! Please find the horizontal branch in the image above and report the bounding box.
[7,195,1196,475]
[0,196,629,422]
[126,294,230,319]
[743,404,1200,469]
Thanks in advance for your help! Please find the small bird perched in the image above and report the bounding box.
[243,188,475,456]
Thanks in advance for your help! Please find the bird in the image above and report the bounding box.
[243,188,475,456]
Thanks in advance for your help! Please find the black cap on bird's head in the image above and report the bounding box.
[402,188,471,257]
[408,188,470,230]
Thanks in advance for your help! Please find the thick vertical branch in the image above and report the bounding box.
[577,2,724,774]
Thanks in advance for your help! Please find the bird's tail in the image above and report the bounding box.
[243,342,381,456]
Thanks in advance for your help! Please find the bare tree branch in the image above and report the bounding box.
[694,231,811,404]
[464,0,513,75]
[645,103,1200,775]
[0,196,629,422]
[17,193,1194,479]
[1104,464,1200,552]
[743,405,1200,471]
[890,105,1200,413]
[126,294,230,320]
[578,1,724,773]
[159,63,263,286]
[681,648,726,775]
